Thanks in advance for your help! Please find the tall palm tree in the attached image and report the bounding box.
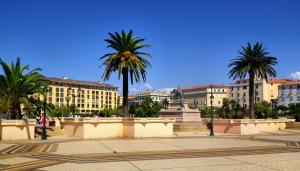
[228,42,277,118]
[0,58,49,119]
[100,30,152,117]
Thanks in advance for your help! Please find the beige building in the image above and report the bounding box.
[181,85,228,108]
[38,77,122,113]
[228,78,293,108]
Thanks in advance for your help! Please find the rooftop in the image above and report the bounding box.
[267,78,294,84]
[181,84,226,90]
[45,77,117,89]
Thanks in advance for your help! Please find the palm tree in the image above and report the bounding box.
[0,58,49,119]
[229,42,277,118]
[100,30,152,117]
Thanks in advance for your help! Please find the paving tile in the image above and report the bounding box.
[39,162,139,171]
[258,159,300,171]
[147,164,274,171]
[227,152,300,163]
[55,141,112,155]
[0,157,38,165]
[0,143,14,151]
[100,139,183,153]
[131,157,243,170]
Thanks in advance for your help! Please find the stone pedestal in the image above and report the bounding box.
[159,102,202,124]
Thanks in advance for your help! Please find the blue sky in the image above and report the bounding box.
[1,0,300,94]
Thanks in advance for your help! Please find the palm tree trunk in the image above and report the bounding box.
[249,73,255,119]
[122,68,129,117]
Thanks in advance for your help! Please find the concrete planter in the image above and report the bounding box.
[0,119,36,140]
[213,119,295,135]
[60,117,174,139]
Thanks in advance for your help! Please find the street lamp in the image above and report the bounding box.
[41,87,48,140]
[210,84,215,136]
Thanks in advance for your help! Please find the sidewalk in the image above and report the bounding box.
[0,130,300,171]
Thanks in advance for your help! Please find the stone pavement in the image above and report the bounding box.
[0,130,300,171]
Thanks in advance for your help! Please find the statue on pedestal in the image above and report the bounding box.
[172,88,184,109]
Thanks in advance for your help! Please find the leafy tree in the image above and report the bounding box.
[100,30,152,117]
[219,99,245,119]
[288,103,300,121]
[200,106,221,118]
[228,42,277,118]
[47,104,74,117]
[0,58,49,119]
[220,98,231,118]
[100,107,122,117]
[254,101,272,119]
[273,105,289,117]
[130,97,161,117]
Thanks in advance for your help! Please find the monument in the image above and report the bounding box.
[159,88,202,124]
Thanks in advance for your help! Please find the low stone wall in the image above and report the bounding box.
[60,117,174,139]
[0,119,36,140]
[213,119,295,135]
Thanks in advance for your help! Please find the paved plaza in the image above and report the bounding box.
[0,130,300,171]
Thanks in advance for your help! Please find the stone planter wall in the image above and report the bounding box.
[0,119,36,140]
[60,117,174,139]
[213,119,295,135]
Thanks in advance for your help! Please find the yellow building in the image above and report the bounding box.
[228,78,293,108]
[181,85,228,108]
[41,77,122,113]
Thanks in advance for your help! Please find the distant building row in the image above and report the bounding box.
[132,78,300,108]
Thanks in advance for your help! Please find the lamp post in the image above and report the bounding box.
[210,84,215,136]
[41,87,48,140]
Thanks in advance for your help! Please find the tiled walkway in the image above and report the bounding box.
[0,130,300,171]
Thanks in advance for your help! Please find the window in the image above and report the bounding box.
[231,93,233,97]
[256,97,260,102]
[243,86,247,90]
[237,87,240,91]
[60,88,64,92]
[231,87,234,91]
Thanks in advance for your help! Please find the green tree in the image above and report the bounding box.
[47,104,72,117]
[254,101,272,119]
[229,42,277,118]
[220,98,231,118]
[100,30,152,117]
[0,58,49,119]
[288,103,300,121]
[130,97,161,117]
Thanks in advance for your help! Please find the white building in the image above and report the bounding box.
[278,82,300,106]
[134,90,170,103]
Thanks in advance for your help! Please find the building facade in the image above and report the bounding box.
[228,78,292,108]
[181,85,228,108]
[278,82,300,106]
[39,77,122,113]
[134,90,170,103]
